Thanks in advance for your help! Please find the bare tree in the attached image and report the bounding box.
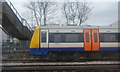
[28,2,39,25]
[62,1,91,26]
[62,2,78,25]
[76,1,91,25]
[68,2,77,25]
[26,0,56,26]
[25,0,91,26]
[62,2,69,25]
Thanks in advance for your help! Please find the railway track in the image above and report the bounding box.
[2,59,40,63]
[1,61,119,71]
[2,58,119,63]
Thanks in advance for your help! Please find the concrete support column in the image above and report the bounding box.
[0,1,2,25]
[0,2,2,72]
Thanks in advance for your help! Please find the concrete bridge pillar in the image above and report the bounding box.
[0,1,2,25]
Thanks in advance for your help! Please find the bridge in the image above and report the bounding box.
[0,0,33,40]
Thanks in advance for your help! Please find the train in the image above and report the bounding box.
[29,23,119,61]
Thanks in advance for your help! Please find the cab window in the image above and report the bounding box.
[41,31,46,43]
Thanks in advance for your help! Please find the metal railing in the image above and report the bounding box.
[5,0,33,31]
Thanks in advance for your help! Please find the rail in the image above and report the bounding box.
[2,61,119,65]
[2,61,119,71]
[5,0,33,31]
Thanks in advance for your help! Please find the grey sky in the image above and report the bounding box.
[10,0,119,26]
[85,2,118,26]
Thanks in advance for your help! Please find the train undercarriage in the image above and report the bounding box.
[32,51,119,62]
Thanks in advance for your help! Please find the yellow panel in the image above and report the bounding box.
[30,26,40,48]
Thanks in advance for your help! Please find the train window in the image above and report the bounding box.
[94,33,97,42]
[86,33,89,42]
[80,33,84,42]
[54,34,62,42]
[49,33,84,43]
[49,33,54,42]
[41,31,46,43]
[118,33,120,42]
[100,33,118,42]
[64,33,80,42]
[49,33,63,43]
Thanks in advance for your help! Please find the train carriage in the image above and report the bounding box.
[29,23,119,61]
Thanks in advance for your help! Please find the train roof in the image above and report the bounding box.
[40,21,119,29]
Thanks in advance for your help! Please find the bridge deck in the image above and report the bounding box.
[0,1,33,40]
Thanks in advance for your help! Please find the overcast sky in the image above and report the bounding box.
[9,0,119,26]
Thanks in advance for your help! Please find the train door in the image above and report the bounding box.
[84,29,100,51]
[91,29,100,51]
[84,29,92,51]
[41,29,49,48]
